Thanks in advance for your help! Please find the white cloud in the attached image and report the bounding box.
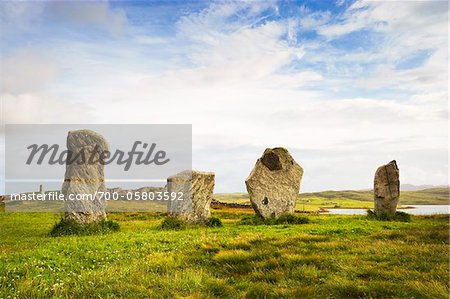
[0,1,44,32]
[176,1,277,42]
[0,49,59,95]
[316,1,448,63]
[0,1,127,37]
[47,1,127,36]
[1,93,93,124]
[0,0,447,192]
[299,11,332,30]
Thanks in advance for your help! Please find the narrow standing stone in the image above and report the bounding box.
[167,170,215,223]
[374,160,400,216]
[62,129,109,224]
[245,147,303,219]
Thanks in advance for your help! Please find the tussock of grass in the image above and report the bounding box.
[205,217,223,227]
[160,216,223,230]
[109,212,165,221]
[244,283,278,299]
[239,213,310,225]
[204,278,235,298]
[274,213,310,224]
[50,218,120,236]
[160,216,186,230]
[239,214,265,225]
[367,209,411,222]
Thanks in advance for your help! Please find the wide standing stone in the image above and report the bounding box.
[62,129,109,224]
[167,170,215,223]
[374,160,400,216]
[245,147,303,219]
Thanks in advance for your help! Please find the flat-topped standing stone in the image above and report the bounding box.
[167,170,215,223]
[374,160,400,216]
[245,147,303,219]
[62,129,108,224]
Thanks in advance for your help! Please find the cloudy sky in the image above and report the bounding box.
[0,0,448,193]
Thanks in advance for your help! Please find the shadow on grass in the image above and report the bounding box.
[160,216,186,230]
[159,216,224,230]
[239,214,310,225]
[205,217,223,227]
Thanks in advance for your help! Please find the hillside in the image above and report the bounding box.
[2,188,448,213]
[215,188,449,211]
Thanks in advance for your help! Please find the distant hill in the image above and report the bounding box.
[215,187,449,207]
[400,184,448,191]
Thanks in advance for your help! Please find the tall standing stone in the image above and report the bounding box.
[245,147,303,219]
[62,129,109,224]
[374,160,400,216]
[167,170,215,223]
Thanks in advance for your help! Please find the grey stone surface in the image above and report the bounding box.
[167,170,215,223]
[374,160,400,216]
[62,129,108,224]
[245,147,303,219]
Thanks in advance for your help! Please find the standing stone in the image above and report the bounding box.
[374,160,400,216]
[245,147,303,219]
[62,129,109,224]
[167,170,215,223]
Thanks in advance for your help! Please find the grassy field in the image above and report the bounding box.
[0,210,448,298]
[216,187,449,212]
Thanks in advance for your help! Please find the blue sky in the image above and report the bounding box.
[1,0,448,193]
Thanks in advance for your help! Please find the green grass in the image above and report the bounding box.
[0,211,448,298]
[160,216,186,230]
[366,210,411,222]
[239,214,310,225]
[205,217,223,227]
[50,218,120,236]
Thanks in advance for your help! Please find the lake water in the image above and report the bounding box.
[326,205,450,215]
